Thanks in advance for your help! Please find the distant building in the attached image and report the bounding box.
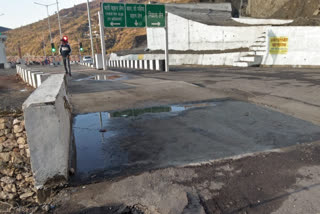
[0,34,8,69]
[0,26,10,69]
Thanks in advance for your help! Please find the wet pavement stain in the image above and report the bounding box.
[72,100,320,183]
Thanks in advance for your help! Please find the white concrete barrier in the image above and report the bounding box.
[149,60,155,70]
[139,60,144,69]
[144,60,149,70]
[134,60,139,69]
[16,65,47,88]
[95,54,103,70]
[23,74,72,188]
[107,59,166,71]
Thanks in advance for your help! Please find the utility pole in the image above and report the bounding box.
[34,2,55,42]
[56,0,62,38]
[34,2,56,58]
[86,0,95,65]
[42,32,47,58]
[98,10,106,70]
[18,42,22,59]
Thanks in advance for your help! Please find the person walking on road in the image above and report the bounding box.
[60,36,72,76]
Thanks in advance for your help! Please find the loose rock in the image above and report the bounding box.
[17,137,26,145]
[19,192,34,200]
[0,152,11,162]
[0,118,7,124]
[0,176,15,184]
[0,123,5,129]
[0,114,35,205]
[13,119,21,125]
[16,174,23,181]
[0,136,6,143]
[13,125,23,134]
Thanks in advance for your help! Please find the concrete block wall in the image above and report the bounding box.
[22,74,72,188]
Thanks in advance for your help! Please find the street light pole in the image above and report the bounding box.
[46,6,53,43]
[34,2,56,43]
[34,2,56,59]
[86,0,95,65]
[56,0,62,38]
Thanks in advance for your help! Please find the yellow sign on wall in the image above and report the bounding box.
[269,37,288,54]
[138,54,144,60]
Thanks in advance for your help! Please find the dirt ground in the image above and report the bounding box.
[0,69,34,112]
[52,141,320,214]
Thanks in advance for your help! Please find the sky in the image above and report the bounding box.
[0,0,91,29]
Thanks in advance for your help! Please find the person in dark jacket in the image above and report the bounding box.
[60,37,72,76]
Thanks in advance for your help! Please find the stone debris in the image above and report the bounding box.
[0,114,36,205]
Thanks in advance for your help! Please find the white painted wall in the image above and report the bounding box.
[262,27,320,66]
[147,13,268,51]
[147,13,320,67]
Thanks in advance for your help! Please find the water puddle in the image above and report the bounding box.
[72,102,217,180]
[74,74,127,82]
[72,100,320,184]
[110,102,216,118]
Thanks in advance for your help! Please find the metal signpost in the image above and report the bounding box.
[98,11,106,70]
[100,3,167,71]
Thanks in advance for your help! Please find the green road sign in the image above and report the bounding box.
[146,4,165,28]
[125,4,146,28]
[103,3,125,28]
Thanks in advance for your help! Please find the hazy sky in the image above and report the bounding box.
[0,0,91,29]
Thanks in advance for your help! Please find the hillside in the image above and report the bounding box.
[4,0,197,57]
[0,26,11,33]
[247,0,320,25]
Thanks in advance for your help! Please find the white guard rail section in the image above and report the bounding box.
[22,74,72,189]
[107,59,166,71]
[16,65,49,88]
[79,62,94,68]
